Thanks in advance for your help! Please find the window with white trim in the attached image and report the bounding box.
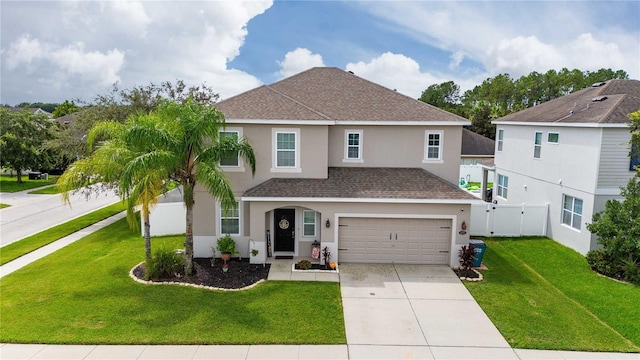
[548,132,559,144]
[497,129,504,151]
[424,131,443,161]
[302,210,316,237]
[219,130,239,167]
[272,128,300,172]
[562,195,583,230]
[220,202,240,235]
[534,131,542,158]
[497,174,509,199]
[345,130,362,160]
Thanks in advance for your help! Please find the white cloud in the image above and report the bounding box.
[277,48,325,79]
[5,34,125,86]
[345,52,485,98]
[1,1,273,104]
[449,51,465,70]
[355,2,640,80]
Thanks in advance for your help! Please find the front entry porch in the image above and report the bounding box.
[266,256,339,282]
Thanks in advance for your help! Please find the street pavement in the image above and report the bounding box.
[0,187,120,246]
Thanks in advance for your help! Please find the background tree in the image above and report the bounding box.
[0,108,54,182]
[14,102,57,113]
[52,100,79,118]
[419,81,464,116]
[629,110,640,173]
[419,67,629,138]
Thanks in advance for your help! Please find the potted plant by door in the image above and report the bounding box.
[217,234,238,263]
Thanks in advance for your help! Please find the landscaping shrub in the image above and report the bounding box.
[586,248,624,280]
[145,247,184,280]
[586,175,640,285]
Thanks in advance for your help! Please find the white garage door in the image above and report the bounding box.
[338,217,452,264]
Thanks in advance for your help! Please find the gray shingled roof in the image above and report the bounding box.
[243,167,477,201]
[495,79,640,124]
[217,67,469,122]
[461,129,495,156]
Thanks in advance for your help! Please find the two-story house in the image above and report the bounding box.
[191,67,478,267]
[492,79,640,254]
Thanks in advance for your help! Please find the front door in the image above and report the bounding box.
[274,209,295,252]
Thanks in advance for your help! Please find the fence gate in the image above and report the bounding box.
[470,203,548,237]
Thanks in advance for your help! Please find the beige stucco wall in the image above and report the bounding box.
[327,125,462,183]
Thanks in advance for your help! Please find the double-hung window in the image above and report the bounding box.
[272,128,300,172]
[497,174,509,199]
[302,210,316,237]
[220,202,240,235]
[534,131,542,158]
[497,129,504,151]
[345,130,363,161]
[562,195,583,230]
[219,130,239,167]
[424,131,443,161]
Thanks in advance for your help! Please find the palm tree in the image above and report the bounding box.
[57,115,170,262]
[152,99,256,274]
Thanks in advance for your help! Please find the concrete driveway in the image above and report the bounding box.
[339,263,513,359]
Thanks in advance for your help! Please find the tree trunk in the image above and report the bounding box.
[16,168,23,184]
[184,186,195,275]
[143,209,151,262]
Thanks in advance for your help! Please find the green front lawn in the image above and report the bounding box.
[0,218,346,344]
[0,175,57,192]
[466,237,640,352]
[0,202,127,265]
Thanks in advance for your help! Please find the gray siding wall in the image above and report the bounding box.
[597,128,634,189]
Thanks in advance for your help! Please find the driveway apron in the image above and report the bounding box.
[339,263,510,349]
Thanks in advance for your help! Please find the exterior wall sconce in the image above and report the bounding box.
[461,221,467,230]
[325,219,331,228]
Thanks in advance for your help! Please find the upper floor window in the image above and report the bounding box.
[497,174,509,199]
[497,129,504,151]
[272,128,300,172]
[302,210,316,237]
[424,131,443,161]
[548,132,559,144]
[533,131,542,158]
[344,130,363,161]
[220,202,240,235]
[562,195,583,230]
[219,130,239,167]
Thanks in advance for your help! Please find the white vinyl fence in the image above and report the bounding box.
[470,203,548,237]
[141,202,186,237]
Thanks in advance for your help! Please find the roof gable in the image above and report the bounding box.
[217,67,468,123]
[495,79,640,125]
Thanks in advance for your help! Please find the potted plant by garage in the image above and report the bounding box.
[217,234,238,263]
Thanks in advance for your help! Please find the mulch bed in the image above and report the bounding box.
[294,263,337,271]
[453,268,481,279]
[132,258,271,290]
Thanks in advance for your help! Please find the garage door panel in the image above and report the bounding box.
[339,217,451,264]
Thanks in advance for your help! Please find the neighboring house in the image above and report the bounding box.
[7,107,53,118]
[492,79,640,254]
[459,129,495,200]
[191,67,478,266]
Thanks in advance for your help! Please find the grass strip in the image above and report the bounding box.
[0,175,57,193]
[464,237,639,352]
[0,219,346,344]
[0,202,126,265]
[27,185,62,194]
[0,203,10,209]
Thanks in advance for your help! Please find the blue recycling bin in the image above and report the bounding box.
[469,239,486,267]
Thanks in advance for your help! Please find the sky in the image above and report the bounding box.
[1,1,639,106]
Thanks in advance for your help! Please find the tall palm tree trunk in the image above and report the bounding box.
[143,209,152,262]
[184,183,195,274]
